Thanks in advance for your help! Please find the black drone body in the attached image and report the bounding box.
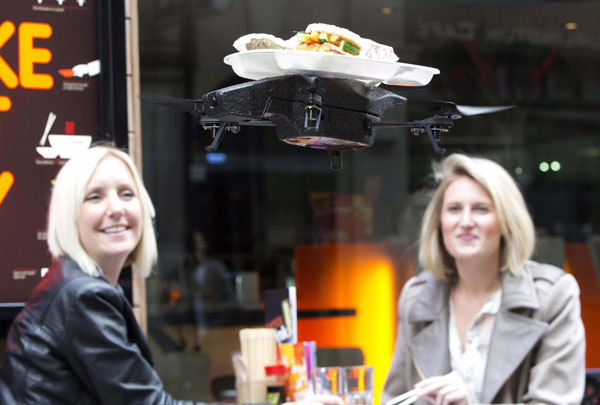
[145,74,511,169]
[203,75,404,151]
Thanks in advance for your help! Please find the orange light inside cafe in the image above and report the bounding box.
[564,242,600,368]
[295,243,415,405]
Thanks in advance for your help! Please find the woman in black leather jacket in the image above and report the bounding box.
[2,145,201,404]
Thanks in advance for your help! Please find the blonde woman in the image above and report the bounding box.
[2,145,201,404]
[382,154,585,404]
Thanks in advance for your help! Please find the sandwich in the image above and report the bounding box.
[231,24,399,62]
[294,23,362,56]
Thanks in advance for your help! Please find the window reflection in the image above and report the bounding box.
[139,0,600,401]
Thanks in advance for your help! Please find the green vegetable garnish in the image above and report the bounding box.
[340,40,360,55]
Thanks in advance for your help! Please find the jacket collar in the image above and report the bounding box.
[482,267,546,403]
[408,271,452,378]
[408,266,541,319]
[407,268,547,402]
[56,257,112,284]
[500,266,539,310]
[408,271,451,323]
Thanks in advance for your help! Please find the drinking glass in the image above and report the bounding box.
[344,365,374,405]
[313,367,345,399]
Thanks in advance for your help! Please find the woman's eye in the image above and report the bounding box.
[476,206,490,212]
[121,190,135,198]
[85,194,100,202]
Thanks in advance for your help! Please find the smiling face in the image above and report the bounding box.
[77,155,143,275]
[440,176,503,268]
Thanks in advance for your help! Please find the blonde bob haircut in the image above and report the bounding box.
[419,153,535,279]
[47,144,157,278]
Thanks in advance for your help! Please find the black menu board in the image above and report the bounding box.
[0,0,107,308]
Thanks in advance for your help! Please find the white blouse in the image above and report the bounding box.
[448,288,502,403]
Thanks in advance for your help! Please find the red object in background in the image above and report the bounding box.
[265,364,288,376]
[65,121,75,134]
[58,68,74,78]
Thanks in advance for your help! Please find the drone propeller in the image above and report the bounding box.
[455,105,514,116]
[372,100,514,154]
[407,99,514,118]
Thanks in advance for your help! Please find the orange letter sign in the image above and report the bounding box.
[0,21,18,111]
[19,22,53,90]
[0,171,14,206]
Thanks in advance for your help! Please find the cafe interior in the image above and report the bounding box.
[2,0,600,403]
[138,0,600,402]
[138,0,600,403]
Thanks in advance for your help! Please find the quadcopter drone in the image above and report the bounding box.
[146,74,512,170]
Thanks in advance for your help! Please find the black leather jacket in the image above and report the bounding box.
[2,257,199,404]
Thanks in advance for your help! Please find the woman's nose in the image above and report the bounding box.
[459,209,474,226]
[106,194,125,217]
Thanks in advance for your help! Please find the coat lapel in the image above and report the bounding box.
[408,272,452,378]
[480,269,548,403]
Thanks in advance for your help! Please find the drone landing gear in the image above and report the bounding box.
[204,122,239,151]
[413,116,453,154]
[203,120,273,151]
[370,116,453,154]
[410,121,450,154]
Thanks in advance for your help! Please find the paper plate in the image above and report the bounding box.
[224,50,439,86]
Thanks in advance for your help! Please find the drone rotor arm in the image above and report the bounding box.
[202,118,276,151]
[371,117,451,154]
[202,119,275,127]
[140,92,203,113]
[369,121,418,128]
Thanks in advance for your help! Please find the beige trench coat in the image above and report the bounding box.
[381,261,586,405]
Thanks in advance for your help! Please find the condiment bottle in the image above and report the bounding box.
[265,364,288,405]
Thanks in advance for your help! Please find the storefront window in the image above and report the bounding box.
[139,0,600,401]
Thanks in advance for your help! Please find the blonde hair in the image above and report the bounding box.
[419,154,535,279]
[47,145,157,278]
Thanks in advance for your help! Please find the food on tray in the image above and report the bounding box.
[233,33,293,52]
[231,23,399,62]
[361,38,399,62]
[294,23,362,56]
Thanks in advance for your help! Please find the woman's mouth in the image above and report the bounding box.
[102,225,128,234]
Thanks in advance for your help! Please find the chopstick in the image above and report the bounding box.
[385,388,419,405]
